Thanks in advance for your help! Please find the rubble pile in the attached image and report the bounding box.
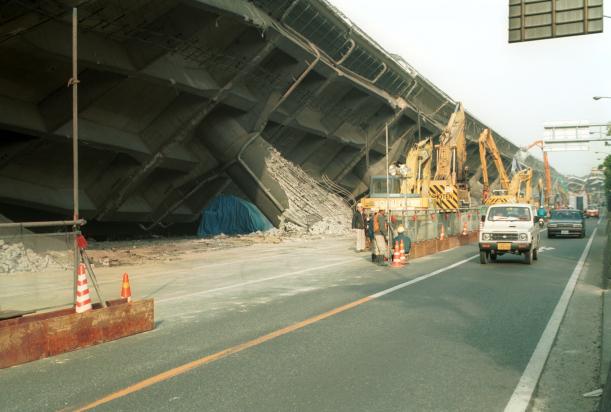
[265,148,352,235]
[0,240,64,274]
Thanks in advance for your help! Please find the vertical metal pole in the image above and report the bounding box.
[365,133,369,171]
[71,8,79,305]
[385,123,391,261]
[417,110,421,141]
[385,123,389,213]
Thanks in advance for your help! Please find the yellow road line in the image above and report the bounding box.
[74,296,373,411]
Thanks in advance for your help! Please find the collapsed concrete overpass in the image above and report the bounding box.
[0,0,559,235]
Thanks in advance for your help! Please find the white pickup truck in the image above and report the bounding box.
[478,203,541,265]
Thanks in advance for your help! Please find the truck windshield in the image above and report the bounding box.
[487,206,531,221]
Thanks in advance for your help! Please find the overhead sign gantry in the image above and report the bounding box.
[508,0,604,43]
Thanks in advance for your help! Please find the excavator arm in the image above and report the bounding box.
[524,140,552,208]
[478,129,511,201]
[434,102,467,184]
[404,138,433,194]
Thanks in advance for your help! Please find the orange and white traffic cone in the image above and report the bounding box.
[391,241,402,268]
[462,222,468,236]
[75,263,92,313]
[439,225,445,240]
[399,240,407,265]
[121,272,132,303]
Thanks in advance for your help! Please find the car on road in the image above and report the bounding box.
[547,209,586,238]
[585,205,599,218]
[479,203,541,265]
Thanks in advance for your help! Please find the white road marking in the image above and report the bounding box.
[370,255,478,298]
[156,258,362,304]
[537,246,555,253]
[504,226,599,412]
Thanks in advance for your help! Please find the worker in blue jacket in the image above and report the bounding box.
[393,225,411,260]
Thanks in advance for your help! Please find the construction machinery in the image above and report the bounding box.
[509,167,533,204]
[524,140,552,208]
[477,127,534,205]
[536,178,544,207]
[429,102,471,210]
[361,137,434,211]
[403,137,434,196]
[478,128,512,205]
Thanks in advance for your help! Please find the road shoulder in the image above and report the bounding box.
[529,224,606,412]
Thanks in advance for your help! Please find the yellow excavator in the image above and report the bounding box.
[429,102,470,210]
[478,128,512,205]
[478,128,533,205]
[509,167,533,204]
[403,137,433,196]
[361,137,434,211]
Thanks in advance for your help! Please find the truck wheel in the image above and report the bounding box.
[479,251,488,264]
[547,233,554,239]
[533,248,538,260]
[524,249,533,265]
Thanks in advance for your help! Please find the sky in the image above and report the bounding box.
[328,0,611,176]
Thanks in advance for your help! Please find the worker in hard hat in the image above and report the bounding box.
[393,225,411,263]
[351,203,366,252]
[372,208,388,265]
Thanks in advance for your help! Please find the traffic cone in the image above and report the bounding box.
[399,240,407,265]
[391,241,402,268]
[462,222,468,236]
[439,224,445,240]
[75,263,92,313]
[121,272,132,303]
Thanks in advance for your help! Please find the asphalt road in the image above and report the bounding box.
[0,219,604,412]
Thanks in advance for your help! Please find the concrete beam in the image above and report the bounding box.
[335,107,410,182]
[95,40,277,220]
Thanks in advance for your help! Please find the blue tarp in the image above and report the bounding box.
[197,195,274,236]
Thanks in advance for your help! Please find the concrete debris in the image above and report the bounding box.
[265,148,352,236]
[0,239,65,274]
[86,231,284,267]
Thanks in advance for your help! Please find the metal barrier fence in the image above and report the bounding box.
[0,226,77,315]
[380,208,483,243]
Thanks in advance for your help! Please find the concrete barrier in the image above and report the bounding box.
[0,299,154,369]
[408,231,478,261]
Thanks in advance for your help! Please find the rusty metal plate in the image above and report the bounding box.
[0,299,154,369]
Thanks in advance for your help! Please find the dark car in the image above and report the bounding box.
[547,209,586,238]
